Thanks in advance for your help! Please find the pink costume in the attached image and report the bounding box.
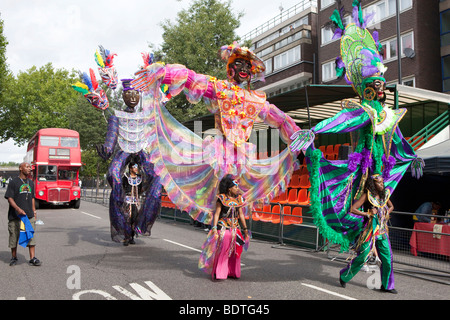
[131,45,301,224]
[199,194,247,280]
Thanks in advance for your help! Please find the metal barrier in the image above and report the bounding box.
[326,210,450,283]
[81,187,111,207]
[82,188,449,282]
[160,196,324,252]
[249,202,323,251]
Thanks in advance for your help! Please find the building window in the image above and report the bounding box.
[322,60,336,82]
[255,16,310,49]
[381,32,414,61]
[402,77,415,87]
[442,55,450,92]
[273,46,301,71]
[321,0,335,10]
[321,27,334,45]
[274,31,305,50]
[321,16,350,46]
[440,9,450,47]
[389,77,415,87]
[264,59,273,75]
[364,0,412,27]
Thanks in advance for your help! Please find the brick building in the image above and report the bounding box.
[235,0,449,146]
[319,0,442,92]
[185,1,448,146]
[246,0,444,93]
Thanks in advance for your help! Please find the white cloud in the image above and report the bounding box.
[0,0,302,156]
[0,139,27,164]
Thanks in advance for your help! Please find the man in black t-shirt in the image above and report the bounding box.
[5,162,41,266]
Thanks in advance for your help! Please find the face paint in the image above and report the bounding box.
[229,58,252,84]
[365,79,386,101]
[123,89,140,108]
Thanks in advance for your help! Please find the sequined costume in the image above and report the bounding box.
[73,47,162,243]
[289,2,423,252]
[340,187,395,290]
[98,100,162,243]
[131,43,301,224]
[198,193,249,279]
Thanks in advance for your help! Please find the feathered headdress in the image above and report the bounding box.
[141,52,155,68]
[72,68,109,110]
[95,45,118,90]
[330,0,387,97]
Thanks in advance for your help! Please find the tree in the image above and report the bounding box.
[67,90,113,181]
[153,0,244,121]
[0,63,78,145]
[0,15,9,106]
[67,94,109,151]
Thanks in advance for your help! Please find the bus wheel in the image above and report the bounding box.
[72,199,81,209]
[35,200,40,209]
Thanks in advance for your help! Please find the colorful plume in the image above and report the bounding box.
[98,45,117,67]
[141,52,154,68]
[71,81,90,95]
[95,50,105,68]
[89,68,99,90]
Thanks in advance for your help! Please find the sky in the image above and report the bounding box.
[0,0,304,163]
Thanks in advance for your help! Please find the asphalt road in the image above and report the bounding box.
[0,188,448,309]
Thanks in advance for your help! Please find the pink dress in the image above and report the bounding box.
[199,194,247,280]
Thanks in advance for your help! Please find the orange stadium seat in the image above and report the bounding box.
[299,174,311,189]
[275,191,288,204]
[282,206,292,225]
[286,189,298,205]
[270,205,281,224]
[289,174,301,188]
[296,188,310,205]
[289,207,303,224]
[259,205,273,222]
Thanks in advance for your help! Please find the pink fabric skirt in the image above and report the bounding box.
[213,229,241,280]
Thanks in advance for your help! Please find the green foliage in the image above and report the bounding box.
[67,92,109,150]
[80,148,110,179]
[0,16,9,105]
[0,63,78,145]
[153,0,243,122]
[0,161,19,167]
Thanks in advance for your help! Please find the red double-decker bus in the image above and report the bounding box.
[25,128,82,209]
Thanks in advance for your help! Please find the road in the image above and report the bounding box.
[0,189,448,309]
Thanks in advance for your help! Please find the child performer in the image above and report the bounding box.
[199,175,250,280]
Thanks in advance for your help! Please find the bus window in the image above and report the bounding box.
[61,137,78,147]
[38,165,57,181]
[40,136,59,146]
[58,168,77,180]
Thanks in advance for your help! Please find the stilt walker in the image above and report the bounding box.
[289,0,423,291]
[130,42,303,224]
[72,47,162,245]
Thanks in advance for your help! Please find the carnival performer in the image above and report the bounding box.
[72,47,162,244]
[289,1,423,253]
[130,42,302,224]
[199,175,249,280]
[340,174,397,294]
[97,78,162,244]
[121,160,144,245]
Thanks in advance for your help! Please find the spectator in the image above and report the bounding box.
[414,201,442,223]
[5,162,41,266]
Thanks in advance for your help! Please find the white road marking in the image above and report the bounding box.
[163,238,246,266]
[301,283,357,300]
[79,211,102,219]
[163,239,202,253]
